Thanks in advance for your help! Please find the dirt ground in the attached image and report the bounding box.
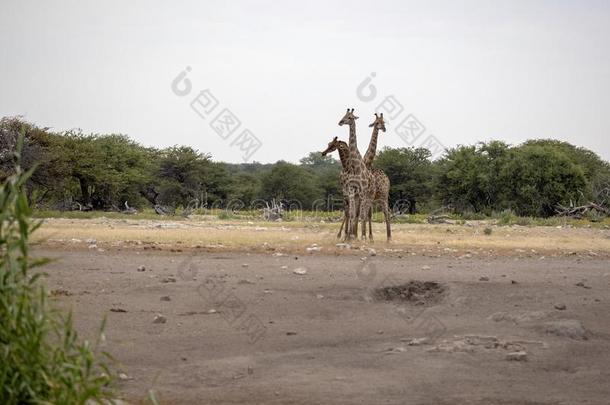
[37,221,610,404]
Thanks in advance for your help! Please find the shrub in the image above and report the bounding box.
[0,135,113,404]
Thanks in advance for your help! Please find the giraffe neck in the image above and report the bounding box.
[363,126,379,168]
[336,141,350,171]
[347,120,362,173]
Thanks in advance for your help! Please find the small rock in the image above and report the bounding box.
[110,308,127,313]
[153,314,167,324]
[575,282,591,289]
[281,265,288,270]
[554,303,566,310]
[88,244,98,249]
[86,238,97,244]
[137,265,146,272]
[293,267,307,275]
[421,265,431,270]
[511,280,518,284]
[404,337,430,346]
[238,279,255,285]
[242,263,249,268]
[286,331,297,336]
[118,372,133,381]
[161,276,176,283]
[206,309,217,314]
[544,320,587,340]
[479,276,490,282]
[306,245,322,253]
[160,296,171,301]
[368,249,377,257]
[316,294,324,299]
[336,243,351,249]
[506,351,528,361]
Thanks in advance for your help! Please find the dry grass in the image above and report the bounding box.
[32,217,610,256]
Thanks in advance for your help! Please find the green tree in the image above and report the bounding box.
[260,161,322,209]
[499,144,587,216]
[375,147,434,213]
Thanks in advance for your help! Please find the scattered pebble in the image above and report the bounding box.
[238,279,255,285]
[118,373,133,381]
[137,265,146,272]
[242,263,249,268]
[506,351,528,361]
[161,276,177,283]
[368,249,377,257]
[479,276,490,282]
[554,303,566,310]
[153,314,167,324]
[293,267,308,275]
[402,337,430,346]
[110,308,127,313]
[286,331,297,336]
[544,319,587,340]
[160,296,171,301]
[421,265,431,270]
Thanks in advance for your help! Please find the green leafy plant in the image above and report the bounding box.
[0,134,114,404]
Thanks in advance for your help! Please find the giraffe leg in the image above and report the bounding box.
[337,216,345,239]
[360,200,369,241]
[369,206,373,242]
[346,193,357,241]
[337,201,348,239]
[353,197,360,239]
[383,200,392,242]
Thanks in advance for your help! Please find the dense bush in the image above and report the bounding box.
[0,136,113,403]
[1,117,608,217]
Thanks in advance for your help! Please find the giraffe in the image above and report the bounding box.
[321,136,350,239]
[321,136,391,241]
[363,113,391,241]
[338,109,375,240]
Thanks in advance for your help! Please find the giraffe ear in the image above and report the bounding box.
[380,113,384,117]
[354,115,359,120]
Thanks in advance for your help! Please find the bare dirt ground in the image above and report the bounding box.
[36,219,610,404]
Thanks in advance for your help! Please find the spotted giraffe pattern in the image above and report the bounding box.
[321,137,391,241]
[363,113,391,241]
[338,109,375,240]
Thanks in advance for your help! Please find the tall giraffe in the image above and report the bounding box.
[338,109,374,240]
[321,136,391,241]
[363,113,391,241]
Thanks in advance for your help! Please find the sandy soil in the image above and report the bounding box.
[39,237,610,405]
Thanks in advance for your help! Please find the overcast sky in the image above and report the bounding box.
[1,0,609,163]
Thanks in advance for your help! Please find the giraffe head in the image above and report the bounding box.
[338,108,358,126]
[321,136,341,156]
[368,113,386,132]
